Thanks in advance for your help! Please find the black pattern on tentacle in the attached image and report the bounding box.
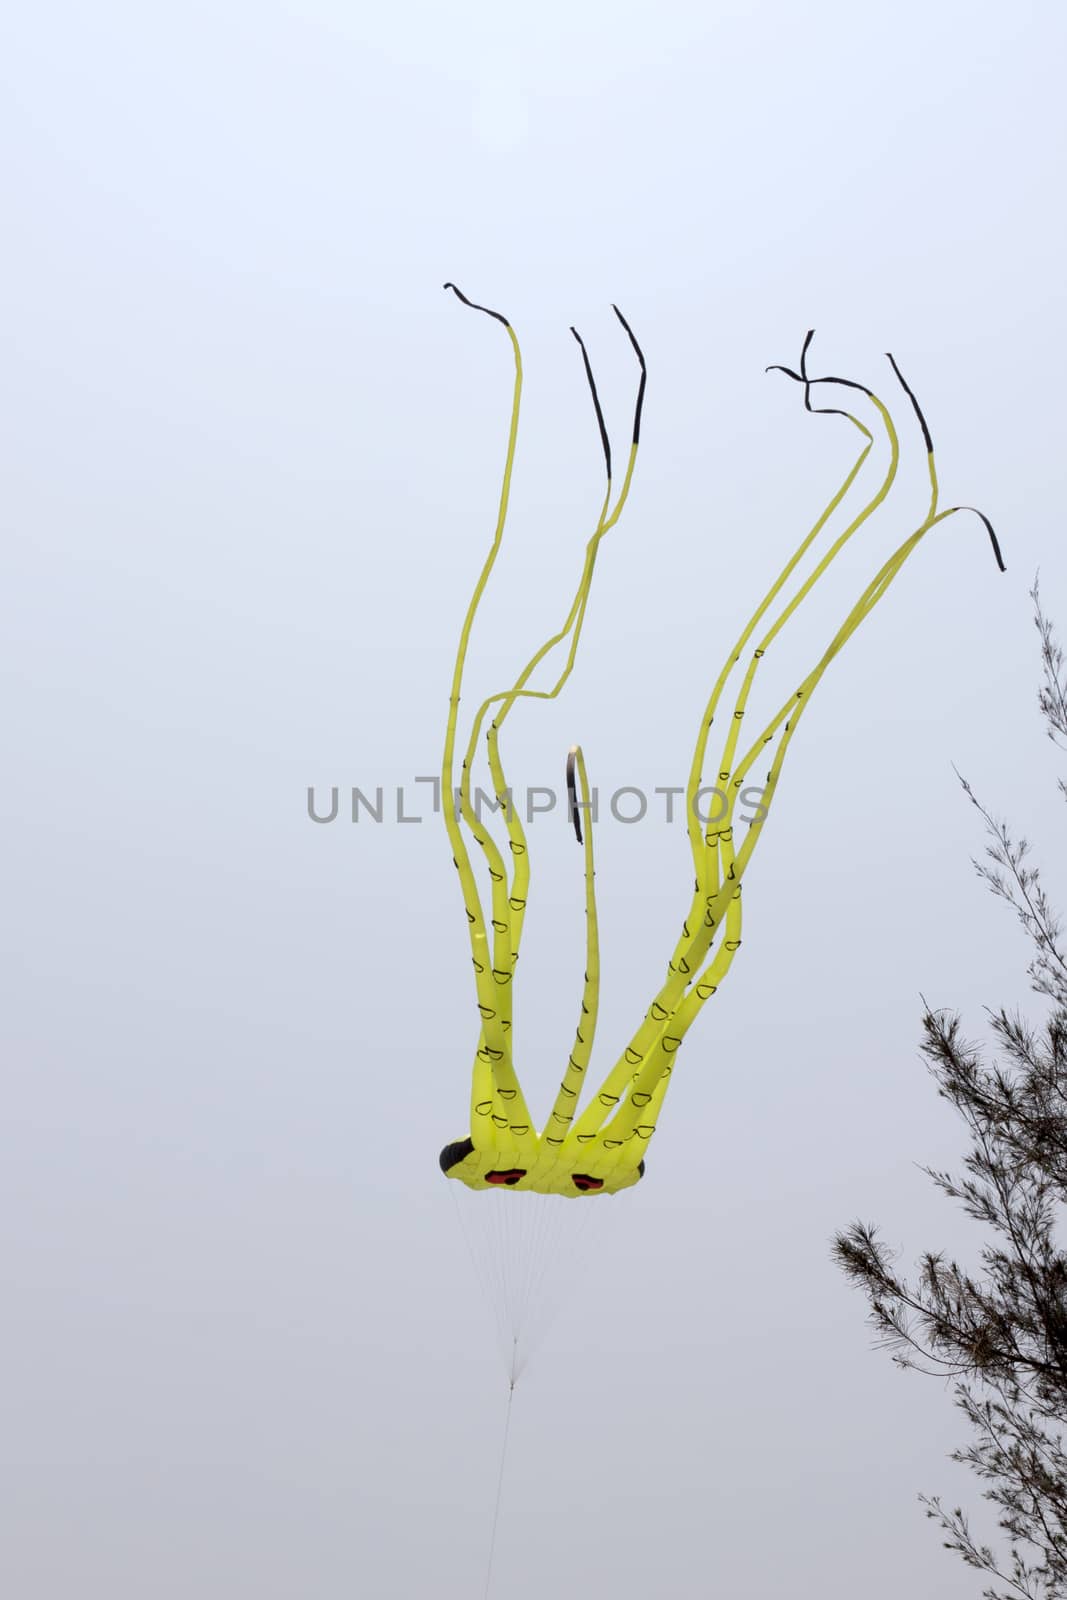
[566,748,582,843]
[443,282,510,327]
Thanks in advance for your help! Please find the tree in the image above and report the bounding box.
[834,585,1067,1600]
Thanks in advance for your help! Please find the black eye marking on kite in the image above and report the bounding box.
[439,1138,475,1174]
[572,1174,604,1192]
[485,1169,527,1186]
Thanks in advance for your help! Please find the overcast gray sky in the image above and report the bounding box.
[3,1,1067,1595]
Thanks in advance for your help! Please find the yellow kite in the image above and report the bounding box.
[437,284,1002,1197]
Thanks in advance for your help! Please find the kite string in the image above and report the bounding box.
[484,1363,517,1600]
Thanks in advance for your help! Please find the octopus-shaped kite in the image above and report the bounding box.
[438,284,1002,1198]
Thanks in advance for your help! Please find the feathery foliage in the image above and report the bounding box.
[834,585,1067,1599]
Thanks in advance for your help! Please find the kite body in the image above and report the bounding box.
[437,284,1001,1197]
[440,1136,644,1196]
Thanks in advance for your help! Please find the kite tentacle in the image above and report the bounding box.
[464,307,646,866]
[543,747,601,1149]
[444,298,647,1158]
[456,324,613,1025]
[440,284,532,1145]
[685,359,1005,955]
[574,360,902,1140]
[684,331,875,883]
[454,315,641,1154]
[675,378,899,982]
[471,477,610,977]
[604,364,1004,1151]
[457,316,641,1149]
[457,309,644,1006]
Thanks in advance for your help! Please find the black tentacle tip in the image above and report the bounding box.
[565,748,583,844]
[767,332,815,385]
[609,303,647,446]
[570,325,589,356]
[885,350,934,453]
[571,326,612,481]
[442,282,510,328]
[610,304,646,367]
[963,506,1006,573]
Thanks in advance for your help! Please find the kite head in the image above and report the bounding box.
[438,1135,646,1196]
